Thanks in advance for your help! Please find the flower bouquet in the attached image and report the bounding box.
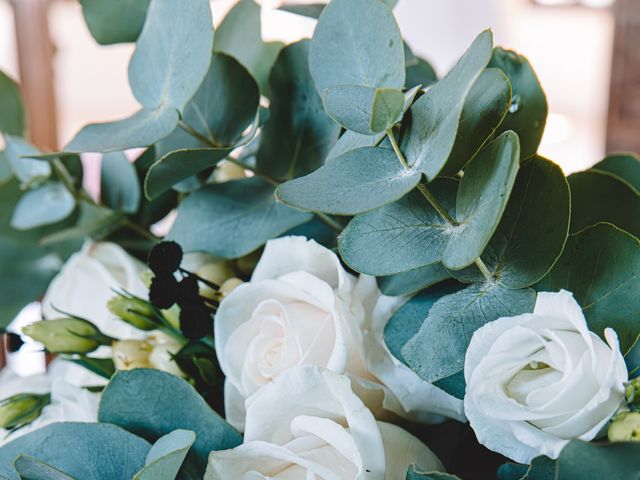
[0,0,639,478]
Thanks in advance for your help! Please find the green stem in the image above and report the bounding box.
[475,257,495,283]
[386,128,409,169]
[122,219,160,243]
[316,212,343,232]
[51,158,77,196]
[178,121,219,149]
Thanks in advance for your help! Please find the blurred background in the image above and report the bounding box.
[0,0,638,372]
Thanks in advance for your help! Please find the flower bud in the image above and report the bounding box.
[0,392,50,430]
[107,296,157,331]
[197,261,234,299]
[147,331,185,377]
[112,339,152,370]
[161,305,181,330]
[22,318,110,354]
[626,378,640,405]
[608,412,640,442]
[220,277,244,296]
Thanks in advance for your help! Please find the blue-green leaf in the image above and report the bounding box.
[489,47,548,160]
[407,466,462,479]
[3,136,50,187]
[568,169,640,238]
[378,263,451,296]
[11,182,75,230]
[556,441,640,480]
[0,71,25,136]
[215,0,283,95]
[402,282,535,382]
[169,177,312,258]
[80,0,150,45]
[99,369,241,474]
[13,455,75,480]
[101,152,140,214]
[402,30,493,180]
[256,40,339,181]
[592,152,640,193]
[309,0,405,95]
[323,85,404,135]
[276,146,420,215]
[133,430,196,480]
[0,423,150,480]
[538,223,640,351]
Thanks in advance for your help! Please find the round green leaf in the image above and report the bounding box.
[568,169,640,238]
[309,0,405,94]
[556,441,640,480]
[0,70,26,136]
[3,135,51,187]
[452,156,570,288]
[101,152,141,214]
[538,223,640,351]
[378,263,451,296]
[489,47,548,160]
[133,429,196,480]
[276,146,421,216]
[80,0,150,45]
[0,423,150,480]
[169,177,312,258]
[256,40,339,181]
[99,369,241,474]
[591,152,640,192]
[402,30,493,180]
[11,182,76,231]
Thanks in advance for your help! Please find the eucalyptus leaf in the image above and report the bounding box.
[133,430,196,480]
[67,0,213,152]
[40,202,122,246]
[99,369,242,474]
[278,2,326,18]
[0,423,150,480]
[440,67,511,177]
[169,177,312,258]
[10,182,76,230]
[443,130,519,270]
[402,30,493,180]
[13,455,75,480]
[0,151,12,185]
[145,148,229,200]
[101,152,140,214]
[80,0,150,45]
[405,57,438,90]
[402,282,536,382]
[215,0,283,94]
[378,263,452,296]
[592,152,640,192]
[66,107,179,153]
[325,85,420,162]
[276,146,420,216]
[384,281,464,364]
[309,0,405,95]
[0,71,25,136]
[568,170,640,238]
[180,53,260,148]
[323,85,405,135]
[256,40,339,181]
[538,223,640,351]
[556,441,640,480]
[338,179,457,275]
[3,136,51,187]
[489,47,548,160]
[452,156,570,288]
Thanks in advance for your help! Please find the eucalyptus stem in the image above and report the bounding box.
[178,120,220,149]
[385,129,495,283]
[122,219,160,243]
[51,158,77,197]
[385,129,457,225]
[316,212,343,232]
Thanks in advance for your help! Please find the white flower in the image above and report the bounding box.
[464,290,628,463]
[205,366,443,480]
[41,241,147,340]
[0,361,100,446]
[214,236,457,430]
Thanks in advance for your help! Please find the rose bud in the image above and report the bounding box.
[0,392,51,430]
[608,412,640,442]
[112,339,152,371]
[22,318,112,354]
[107,296,157,331]
[196,261,234,300]
[147,331,185,377]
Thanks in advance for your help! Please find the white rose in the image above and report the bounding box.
[205,365,443,480]
[42,241,147,340]
[0,361,100,446]
[215,236,451,429]
[464,290,628,463]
